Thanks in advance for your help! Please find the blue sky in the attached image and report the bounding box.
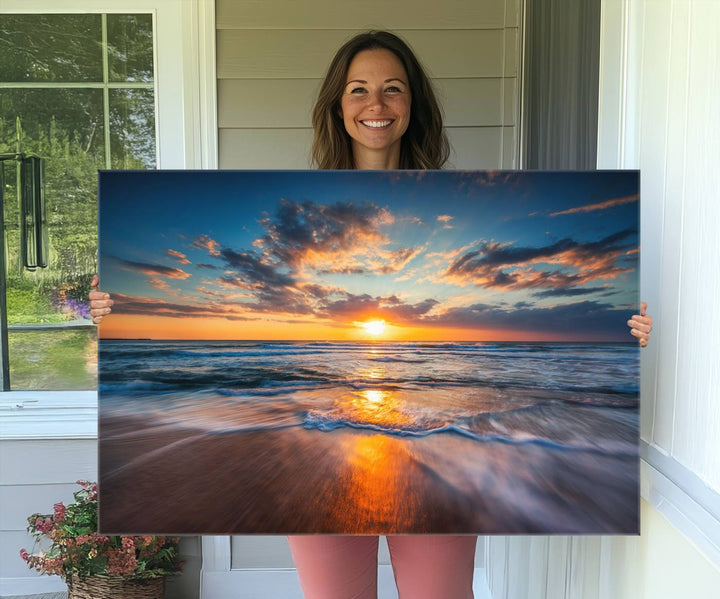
[99,170,639,341]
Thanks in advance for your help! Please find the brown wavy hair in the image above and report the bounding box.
[311,31,449,170]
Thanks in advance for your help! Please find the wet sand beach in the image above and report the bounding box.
[99,410,638,535]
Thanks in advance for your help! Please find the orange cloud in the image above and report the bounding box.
[442,230,637,292]
[192,234,221,256]
[114,258,191,280]
[167,249,191,264]
[550,194,638,217]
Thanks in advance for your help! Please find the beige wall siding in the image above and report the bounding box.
[216,0,522,170]
[219,78,516,128]
[217,0,515,30]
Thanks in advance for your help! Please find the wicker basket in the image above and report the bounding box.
[67,575,164,599]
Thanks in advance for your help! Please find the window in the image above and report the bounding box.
[0,0,213,439]
[0,13,156,390]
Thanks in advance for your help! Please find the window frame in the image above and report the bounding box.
[0,0,217,439]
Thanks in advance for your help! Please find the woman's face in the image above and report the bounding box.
[340,49,411,165]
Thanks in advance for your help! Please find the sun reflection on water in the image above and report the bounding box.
[335,388,413,429]
[338,432,421,531]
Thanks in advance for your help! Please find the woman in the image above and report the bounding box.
[90,31,653,598]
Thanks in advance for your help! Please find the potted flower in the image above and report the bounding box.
[20,480,182,599]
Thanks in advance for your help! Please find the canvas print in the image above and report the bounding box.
[98,170,640,534]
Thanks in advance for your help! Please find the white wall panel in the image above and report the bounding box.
[230,536,296,569]
[0,440,97,485]
[652,0,689,459]
[600,0,720,490]
[637,0,674,452]
[671,0,720,485]
[0,531,48,579]
[0,484,81,530]
[603,0,720,489]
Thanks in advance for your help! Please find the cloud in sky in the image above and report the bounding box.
[192,234,221,256]
[420,300,631,338]
[167,249,191,264]
[436,214,454,230]
[100,170,639,340]
[252,199,423,276]
[317,292,439,324]
[220,248,296,289]
[531,286,616,298]
[129,210,635,330]
[110,293,250,321]
[550,194,638,217]
[148,278,172,291]
[113,257,191,280]
[443,229,636,291]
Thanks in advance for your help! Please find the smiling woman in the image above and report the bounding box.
[340,49,411,170]
[310,30,449,171]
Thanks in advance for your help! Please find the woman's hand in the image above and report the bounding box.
[628,301,652,348]
[89,274,113,324]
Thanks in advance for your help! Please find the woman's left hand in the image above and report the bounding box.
[628,301,653,348]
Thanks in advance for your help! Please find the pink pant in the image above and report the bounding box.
[287,535,476,599]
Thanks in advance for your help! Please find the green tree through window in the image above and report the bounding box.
[0,13,155,389]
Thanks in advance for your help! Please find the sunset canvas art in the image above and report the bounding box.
[98,170,640,534]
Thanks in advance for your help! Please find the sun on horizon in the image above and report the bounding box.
[361,319,387,337]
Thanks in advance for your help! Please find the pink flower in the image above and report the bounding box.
[34,518,54,534]
[121,537,135,550]
[107,548,137,576]
[19,548,29,562]
[53,502,66,522]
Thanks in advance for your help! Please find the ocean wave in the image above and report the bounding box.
[370,356,429,364]
[301,411,637,456]
[99,380,185,395]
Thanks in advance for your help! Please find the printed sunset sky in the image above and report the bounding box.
[98,170,639,341]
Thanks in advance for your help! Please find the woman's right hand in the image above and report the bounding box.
[89,274,113,324]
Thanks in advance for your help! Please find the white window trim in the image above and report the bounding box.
[0,0,217,440]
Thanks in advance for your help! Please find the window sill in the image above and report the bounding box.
[0,391,97,440]
[641,441,720,567]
